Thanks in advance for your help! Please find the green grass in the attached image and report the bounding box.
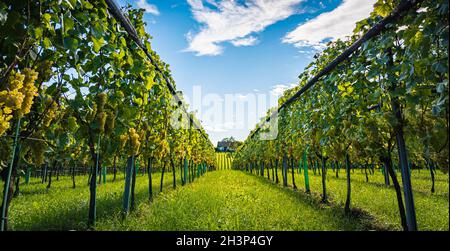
[6,170,372,231]
[264,167,449,231]
[5,171,175,230]
[96,170,370,230]
[2,168,448,231]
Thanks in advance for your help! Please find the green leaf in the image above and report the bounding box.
[143,92,149,105]
[373,2,392,17]
[76,64,85,76]
[432,105,441,116]
[43,37,52,49]
[63,14,74,34]
[120,37,127,47]
[83,0,94,9]
[64,0,77,9]
[347,86,354,94]
[91,22,104,39]
[145,76,155,91]
[34,27,43,40]
[405,95,420,105]
[64,37,79,51]
[432,62,447,74]
[91,36,105,53]
[42,13,51,23]
[126,55,134,66]
[113,49,125,60]
[134,97,143,106]
[436,81,448,94]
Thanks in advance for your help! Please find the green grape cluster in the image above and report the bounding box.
[119,133,128,150]
[67,116,78,132]
[105,110,115,134]
[93,92,108,133]
[96,92,107,111]
[42,97,58,127]
[86,103,97,122]
[0,72,25,135]
[97,111,107,133]
[36,60,53,82]
[30,132,46,166]
[129,128,141,155]
[115,90,124,99]
[18,68,39,117]
[156,138,169,159]
[0,69,38,135]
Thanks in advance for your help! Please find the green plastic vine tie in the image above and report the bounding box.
[122,155,134,216]
[1,117,21,231]
[91,134,101,225]
[102,166,106,184]
[303,149,310,193]
[25,167,31,184]
[184,157,188,184]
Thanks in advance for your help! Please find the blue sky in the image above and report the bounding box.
[117,0,376,144]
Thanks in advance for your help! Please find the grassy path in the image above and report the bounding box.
[7,172,174,230]
[5,169,448,230]
[258,168,448,231]
[96,170,375,230]
[289,170,449,231]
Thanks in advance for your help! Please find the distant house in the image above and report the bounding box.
[216,137,242,152]
[216,141,232,152]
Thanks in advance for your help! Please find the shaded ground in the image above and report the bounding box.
[4,169,448,230]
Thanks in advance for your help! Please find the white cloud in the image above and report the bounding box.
[204,125,228,132]
[237,94,249,100]
[231,36,259,47]
[136,0,160,15]
[270,83,296,97]
[186,0,304,56]
[283,0,376,50]
[204,121,243,132]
